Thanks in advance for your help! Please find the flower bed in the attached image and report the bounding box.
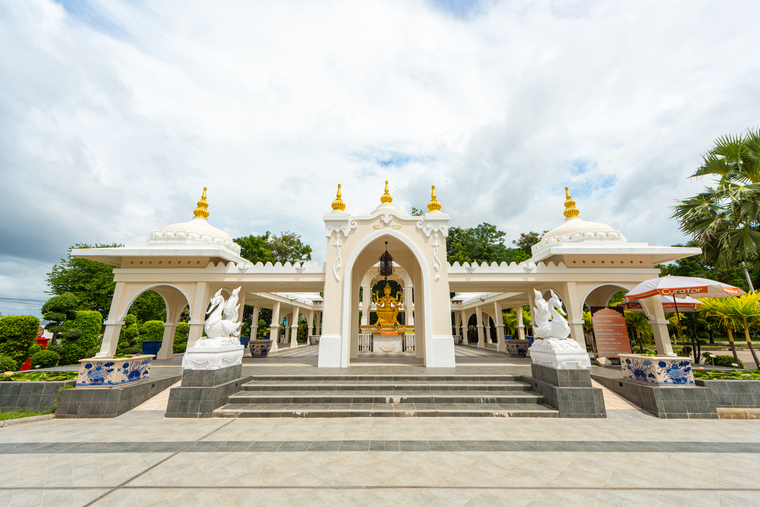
[1,371,78,382]
[693,369,760,380]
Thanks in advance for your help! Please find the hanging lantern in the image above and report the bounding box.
[378,242,394,279]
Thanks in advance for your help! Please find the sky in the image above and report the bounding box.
[1,0,759,317]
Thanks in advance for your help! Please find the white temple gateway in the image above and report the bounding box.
[74,183,699,369]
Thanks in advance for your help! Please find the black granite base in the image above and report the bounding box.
[523,364,606,418]
[55,375,181,419]
[0,380,76,412]
[165,375,251,418]
[593,374,718,419]
[694,379,760,408]
[181,364,243,387]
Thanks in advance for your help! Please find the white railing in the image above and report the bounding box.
[404,333,415,352]
[359,334,372,352]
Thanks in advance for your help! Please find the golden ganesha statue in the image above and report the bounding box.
[373,284,403,326]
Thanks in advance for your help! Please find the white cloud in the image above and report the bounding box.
[1,0,759,316]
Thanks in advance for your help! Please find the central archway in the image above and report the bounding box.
[340,230,431,366]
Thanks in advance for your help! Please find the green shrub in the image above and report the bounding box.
[173,342,187,354]
[122,345,141,355]
[30,350,60,369]
[62,311,102,363]
[140,321,165,342]
[119,314,139,348]
[0,315,40,368]
[703,352,745,369]
[29,344,43,356]
[0,355,18,373]
[47,345,69,365]
[175,322,189,343]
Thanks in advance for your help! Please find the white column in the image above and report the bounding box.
[290,306,300,348]
[517,307,526,340]
[362,285,371,325]
[460,310,466,342]
[307,310,314,339]
[157,323,177,360]
[187,282,210,348]
[406,283,415,325]
[494,301,504,352]
[475,306,484,348]
[97,282,126,357]
[564,282,586,350]
[269,302,280,353]
[640,297,676,356]
[251,305,260,340]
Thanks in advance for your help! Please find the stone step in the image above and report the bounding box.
[226,390,545,405]
[245,375,521,382]
[241,381,531,392]
[213,402,559,418]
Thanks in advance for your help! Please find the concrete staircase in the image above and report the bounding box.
[213,374,559,418]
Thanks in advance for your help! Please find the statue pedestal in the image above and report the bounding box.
[181,344,244,370]
[529,338,591,370]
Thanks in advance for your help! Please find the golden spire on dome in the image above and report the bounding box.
[427,185,441,212]
[331,184,346,212]
[563,186,579,219]
[193,187,209,219]
[380,181,393,203]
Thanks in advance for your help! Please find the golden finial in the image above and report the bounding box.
[193,187,209,219]
[331,184,346,212]
[427,185,441,212]
[380,180,393,203]
[563,187,579,219]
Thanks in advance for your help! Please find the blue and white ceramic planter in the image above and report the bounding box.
[308,335,320,345]
[250,340,273,357]
[619,354,694,386]
[453,335,464,345]
[76,356,153,387]
[506,339,530,358]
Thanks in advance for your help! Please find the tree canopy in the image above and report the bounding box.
[446,223,531,265]
[673,128,760,270]
[234,231,312,265]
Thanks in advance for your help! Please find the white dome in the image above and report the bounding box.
[542,216,615,240]
[160,217,233,242]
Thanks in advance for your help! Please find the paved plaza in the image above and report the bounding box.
[2,346,759,506]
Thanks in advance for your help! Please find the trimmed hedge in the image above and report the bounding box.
[0,315,40,368]
[62,311,103,363]
[30,350,60,369]
[140,320,165,343]
[0,355,17,373]
[173,322,190,353]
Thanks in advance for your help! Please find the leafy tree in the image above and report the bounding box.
[62,311,102,363]
[118,314,139,351]
[235,231,313,265]
[235,233,274,264]
[128,292,166,323]
[447,223,528,265]
[673,128,760,281]
[41,292,80,344]
[268,231,312,264]
[0,315,40,368]
[47,244,119,317]
[411,207,425,216]
[699,298,741,364]
[625,311,652,352]
[512,231,545,257]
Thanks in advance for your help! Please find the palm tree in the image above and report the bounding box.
[699,298,741,364]
[502,310,518,337]
[673,128,760,286]
[722,293,760,368]
[625,311,652,353]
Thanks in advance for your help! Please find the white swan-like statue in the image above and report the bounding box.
[529,289,590,370]
[182,286,245,370]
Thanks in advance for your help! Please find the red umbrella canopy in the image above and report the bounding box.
[624,275,745,301]
[621,295,701,312]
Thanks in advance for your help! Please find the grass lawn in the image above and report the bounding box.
[0,410,52,421]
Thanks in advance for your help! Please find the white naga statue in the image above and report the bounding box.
[529,289,591,369]
[199,288,243,347]
[182,287,244,370]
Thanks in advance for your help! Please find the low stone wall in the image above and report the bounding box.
[0,380,75,412]
[166,364,249,418]
[56,375,181,419]
[592,374,718,419]
[523,364,606,418]
[695,379,760,408]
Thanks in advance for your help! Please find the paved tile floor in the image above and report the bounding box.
[8,345,758,506]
